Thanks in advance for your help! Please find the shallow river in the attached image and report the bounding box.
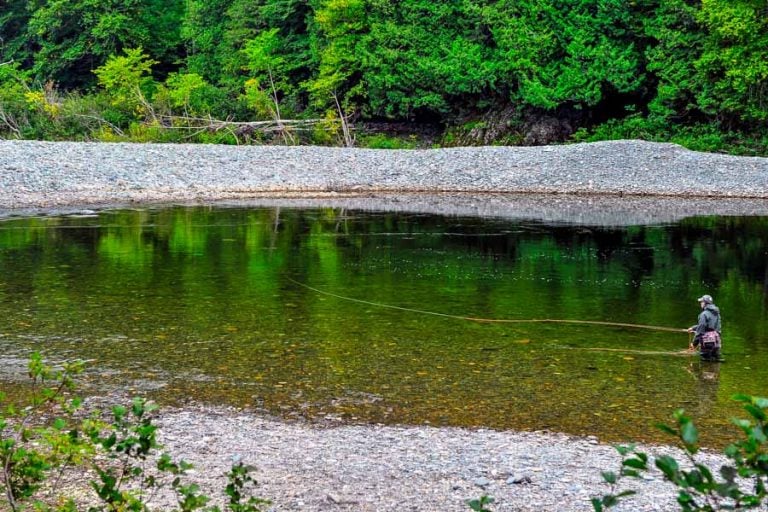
[0,205,766,446]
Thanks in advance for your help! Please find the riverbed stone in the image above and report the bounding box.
[507,474,533,484]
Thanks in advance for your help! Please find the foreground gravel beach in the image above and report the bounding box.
[1,139,759,510]
[152,406,727,512]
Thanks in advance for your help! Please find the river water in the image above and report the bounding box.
[0,204,766,446]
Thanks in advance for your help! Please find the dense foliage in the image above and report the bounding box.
[1,0,767,151]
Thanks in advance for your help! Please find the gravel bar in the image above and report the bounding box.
[152,405,727,512]
[1,139,758,510]
[1,140,768,210]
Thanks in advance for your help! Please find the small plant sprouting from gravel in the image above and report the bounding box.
[467,494,495,511]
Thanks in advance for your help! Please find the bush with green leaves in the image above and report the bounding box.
[358,134,419,150]
[593,394,768,511]
[94,48,159,121]
[572,117,768,156]
[0,353,268,511]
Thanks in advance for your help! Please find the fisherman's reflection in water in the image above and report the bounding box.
[686,358,721,417]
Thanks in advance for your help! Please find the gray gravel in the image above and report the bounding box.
[1,140,768,211]
[151,405,729,512]
[1,139,758,511]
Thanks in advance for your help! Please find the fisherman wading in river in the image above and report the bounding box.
[687,294,722,362]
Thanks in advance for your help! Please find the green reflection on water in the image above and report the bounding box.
[0,207,767,446]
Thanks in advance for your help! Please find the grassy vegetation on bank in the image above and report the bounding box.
[572,117,768,157]
[2,74,768,156]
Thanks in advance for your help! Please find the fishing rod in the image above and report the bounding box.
[286,278,687,334]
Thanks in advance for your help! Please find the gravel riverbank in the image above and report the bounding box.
[151,405,727,512]
[0,139,756,511]
[1,140,768,210]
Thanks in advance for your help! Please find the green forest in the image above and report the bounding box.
[1,0,767,153]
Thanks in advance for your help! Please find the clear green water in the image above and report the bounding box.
[0,206,766,446]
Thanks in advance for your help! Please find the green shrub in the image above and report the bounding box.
[572,116,768,156]
[0,353,268,511]
[0,81,32,138]
[195,131,240,145]
[359,134,418,149]
[593,394,768,511]
[571,114,667,144]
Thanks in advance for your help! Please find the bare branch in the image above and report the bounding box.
[0,106,22,138]
[69,114,125,136]
[157,114,323,127]
[332,91,355,148]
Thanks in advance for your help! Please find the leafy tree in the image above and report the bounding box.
[643,0,706,124]
[0,63,31,138]
[0,0,33,68]
[159,72,215,116]
[241,28,292,121]
[355,0,498,119]
[182,0,314,115]
[94,48,157,117]
[26,0,148,87]
[306,0,368,112]
[696,0,768,126]
[485,0,643,110]
[24,0,183,88]
[181,0,231,84]
[140,0,186,76]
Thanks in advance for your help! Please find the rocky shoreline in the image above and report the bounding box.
[151,405,727,512]
[0,139,756,510]
[1,140,767,212]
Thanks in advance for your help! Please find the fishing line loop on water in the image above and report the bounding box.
[285,278,686,334]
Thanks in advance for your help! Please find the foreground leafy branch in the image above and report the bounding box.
[593,395,768,511]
